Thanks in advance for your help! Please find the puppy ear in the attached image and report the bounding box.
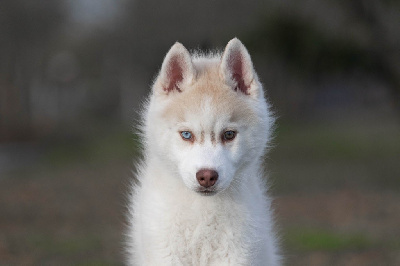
[220,38,255,95]
[156,42,195,94]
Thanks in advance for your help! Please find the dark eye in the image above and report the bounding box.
[223,130,236,141]
[180,131,192,140]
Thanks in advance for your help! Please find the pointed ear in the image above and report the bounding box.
[156,42,195,94]
[220,38,255,95]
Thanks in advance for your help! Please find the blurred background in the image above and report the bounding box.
[1,0,399,265]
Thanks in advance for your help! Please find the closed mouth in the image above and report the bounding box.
[196,189,217,196]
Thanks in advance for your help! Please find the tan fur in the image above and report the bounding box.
[161,60,258,129]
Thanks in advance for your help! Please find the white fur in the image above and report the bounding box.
[126,38,280,265]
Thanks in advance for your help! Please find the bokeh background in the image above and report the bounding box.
[1,0,399,265]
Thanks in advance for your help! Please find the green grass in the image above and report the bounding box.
[75,260,121,266]
[44,129,141,167]
[274,123,400,161]
[270,122,400,192]
[285,228,373,251]
[27,234,102,255]
[24,233,123,265]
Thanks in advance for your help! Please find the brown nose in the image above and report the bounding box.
[196,169,218,188]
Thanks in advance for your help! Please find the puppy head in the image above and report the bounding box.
[144,38,274,195]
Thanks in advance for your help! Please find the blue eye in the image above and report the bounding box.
[180,131,192,140]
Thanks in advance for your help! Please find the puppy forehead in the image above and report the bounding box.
[161,82,257,127]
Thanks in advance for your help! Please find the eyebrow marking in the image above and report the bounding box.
[211,131,216,145]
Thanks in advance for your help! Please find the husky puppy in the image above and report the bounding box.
[126,38,280,265]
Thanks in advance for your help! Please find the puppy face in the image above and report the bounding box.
[144,39,273,195]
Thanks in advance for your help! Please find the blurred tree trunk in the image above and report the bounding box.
[350,0,400,115]
[0,0,65,141]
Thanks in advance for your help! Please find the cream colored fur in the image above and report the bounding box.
[126,38,280,265]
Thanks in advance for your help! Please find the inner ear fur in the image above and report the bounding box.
[157,42,195,94]
[220,38,255,95]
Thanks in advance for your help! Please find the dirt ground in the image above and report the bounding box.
[1,122,399,265]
